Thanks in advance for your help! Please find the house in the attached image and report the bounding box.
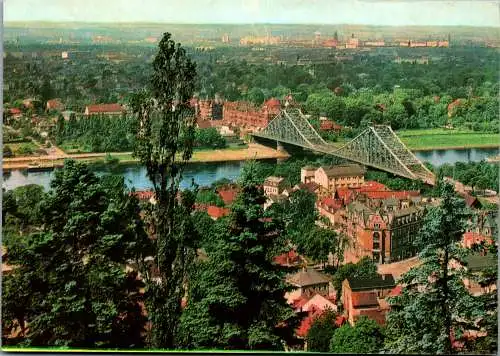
[285,268,333,303]
[273,250,304,267]
[46,98,65,111]
[462,252,497,296]
[62,110,76,121]
[263,176,286,197]
[129,190,156,204]
[8,108,23,119]
[309,164,366,192]
[264,193,289,210]
[342,198,426,264]
[217,188,238,206]
[319,120,343,132]
[294,182,321,197]
[462,193,480,209]
[84,103,124,116]
[342,274,396,326]
[196,117,212,129]
[206,206,230,220]
[300,166,317,185]
[461,232,493,249]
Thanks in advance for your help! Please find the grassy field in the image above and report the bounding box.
[60,141,91,154]
[397,129,500,150]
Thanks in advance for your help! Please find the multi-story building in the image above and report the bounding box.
[197,97,281,130]
[301,164,366,193]
[263,176,286,197]
[341,191,425,264]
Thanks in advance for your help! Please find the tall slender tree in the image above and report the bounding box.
[384,183,484,354]
[178,162,299,350]
[130,32,198,348]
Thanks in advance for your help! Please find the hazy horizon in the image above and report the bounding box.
[5,0,500,27]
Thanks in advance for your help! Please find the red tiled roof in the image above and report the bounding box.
[9,108,22,115]
[388,285,402,297]
[218,189,238,205]
[129,190,155,201]
[207,206,230,219]
[274,250,301,266]
[321,197,343,210]
[462,232,493,248]
[292,296,310,310]
[86,103,123,114]
[447,98,465,112]
[264,98,281,108]
[336,188,355,204]
[320,120,342,131]
[297,182,320,194]
[362,190,419,200]
[196,118,212,129]
[358,181,388,192]
[462,193,479,208]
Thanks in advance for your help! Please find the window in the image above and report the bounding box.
[373,252,380,262]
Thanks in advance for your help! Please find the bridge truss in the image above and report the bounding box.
[253,108,435,185]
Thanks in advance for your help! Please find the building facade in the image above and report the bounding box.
[301,164,366,193]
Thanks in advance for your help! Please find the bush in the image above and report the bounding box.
[17,143,34,155]
[3,145,13,157]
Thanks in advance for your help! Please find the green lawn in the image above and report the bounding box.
[396,129,500,150]
[397,128,476,137]
[60,141,92,154]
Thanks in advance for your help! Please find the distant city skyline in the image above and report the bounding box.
[4,0,499,27]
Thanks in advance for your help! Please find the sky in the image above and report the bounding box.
[4,0,500,27]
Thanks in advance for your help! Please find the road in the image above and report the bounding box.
[2,143,290,170]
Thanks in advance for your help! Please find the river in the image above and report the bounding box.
[2,147,499,191]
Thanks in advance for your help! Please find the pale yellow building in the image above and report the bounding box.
[301,164,366,193]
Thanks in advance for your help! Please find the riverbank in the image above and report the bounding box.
[2,143,290,171]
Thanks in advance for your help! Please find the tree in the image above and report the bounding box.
[329,316,384,353]
[246,87,265,106]
[4,145,13,158]
[195,127,226,149]
[384,183,484,354]
[178,162,298,350]
[306,308,338,352]
[130,32,199,349]
[196,189,224,207]
[2,161,149,347]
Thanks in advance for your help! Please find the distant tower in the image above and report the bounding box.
[222,34,230,43]
[448,33,451,44]
[315,31,321,42]
[334,31,339,41]
[352,33,355,38]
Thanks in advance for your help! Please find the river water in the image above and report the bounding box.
[2,147,498,191]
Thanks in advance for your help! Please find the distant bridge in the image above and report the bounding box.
[252,108,435,185]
